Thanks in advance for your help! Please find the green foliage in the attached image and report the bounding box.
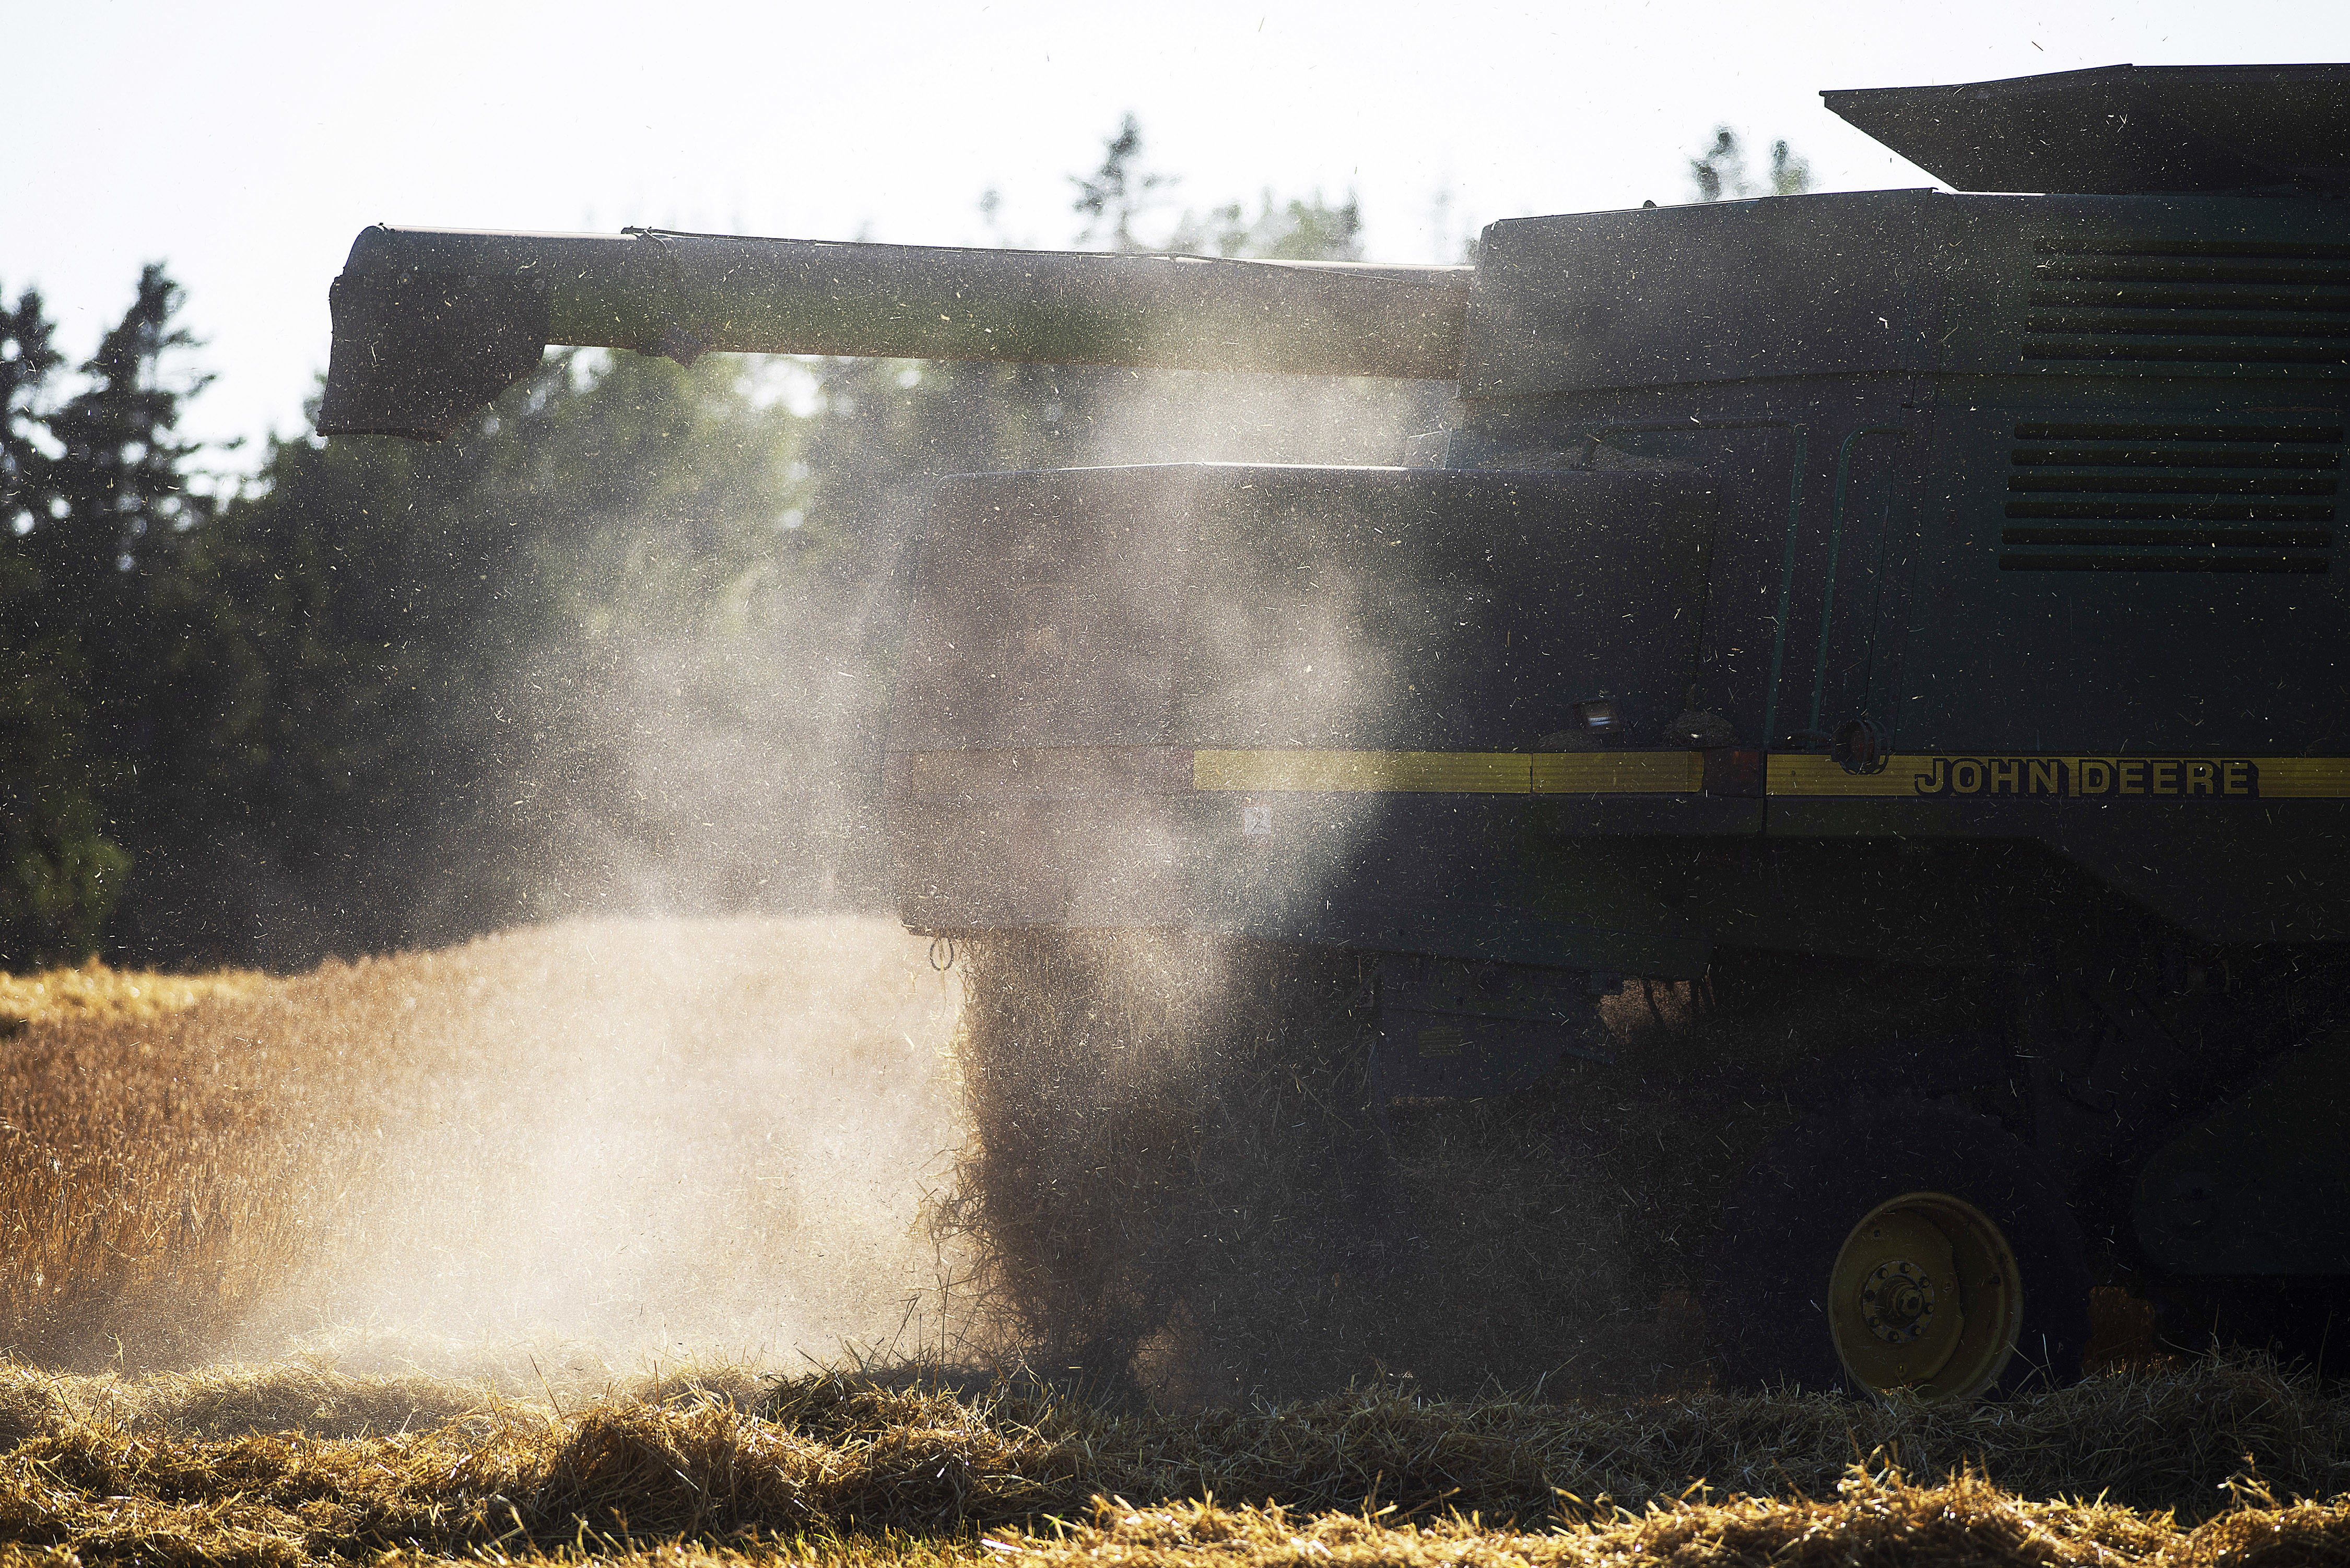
[0,549,130,964]
[1,286,64,521]
[1172,191,1364,261]
[1687,127,1813,202]
[0,276,187,965]
[33,265,212,599]
[1071,112,1177,252]
[110,348,819,966]
[1069,112,1364,263]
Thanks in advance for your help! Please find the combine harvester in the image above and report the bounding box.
[320,64,2348,1403]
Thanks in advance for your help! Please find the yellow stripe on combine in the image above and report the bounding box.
[2255,759,2350,799]
[1192,750,1708,795]
[1531,751,1708,794]
[1193,750,1531,793]
[1767,754,1920,797]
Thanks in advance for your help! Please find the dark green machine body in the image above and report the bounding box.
[323,63,2350,1379]
[895,170,2350,964]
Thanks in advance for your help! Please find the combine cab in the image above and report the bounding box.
[324,63,2350,1401]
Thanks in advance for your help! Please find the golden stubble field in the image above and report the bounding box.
[3,918,2347,1568]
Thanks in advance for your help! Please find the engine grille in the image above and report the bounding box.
[1999,420,2341,573]
[2023,241,2350,375]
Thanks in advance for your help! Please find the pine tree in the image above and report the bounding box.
[0,282,133,965]
[1072,113,1178,253]
[113,344,819,966]
[32,266,210,628]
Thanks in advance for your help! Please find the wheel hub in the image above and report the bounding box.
[1861,1258,1937,1343]
[1827,1190,2024,1404]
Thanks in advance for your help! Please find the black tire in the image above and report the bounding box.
[1703,1100,2089,1399]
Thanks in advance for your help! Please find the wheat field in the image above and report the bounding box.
[0,917,967,1374]
[2,919,2345,1567]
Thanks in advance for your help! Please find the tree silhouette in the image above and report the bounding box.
[1688,128,1813,202]
[2,128,1437,969]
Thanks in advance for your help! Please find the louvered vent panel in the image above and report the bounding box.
[2000,421,2340,573]
[2024,241,2350,375]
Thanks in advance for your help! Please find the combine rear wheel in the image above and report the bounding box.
[1703,1101,2088,1402]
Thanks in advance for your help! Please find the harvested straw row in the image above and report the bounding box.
[753,1353,2350,1529]
[2,1352,2345,1567]
[986,1475,2349,1568]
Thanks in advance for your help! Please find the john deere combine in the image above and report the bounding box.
[322,63,2349,1401]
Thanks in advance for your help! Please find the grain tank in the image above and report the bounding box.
[323,63,2350,1401]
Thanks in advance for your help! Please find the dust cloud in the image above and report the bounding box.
[1070,366,1451,470]
[230,364,1507,1392]
[205,364,1442,1387]
[221,915,969,1381]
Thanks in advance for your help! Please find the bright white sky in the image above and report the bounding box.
[10,0,2345,475]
